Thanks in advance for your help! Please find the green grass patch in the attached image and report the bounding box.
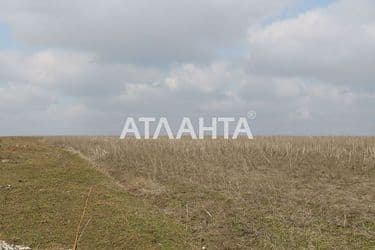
[0,137,191,249]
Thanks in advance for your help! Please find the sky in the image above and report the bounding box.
[0,0,374,136]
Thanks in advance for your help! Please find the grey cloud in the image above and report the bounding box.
[0,0,296,65]
[0,0,374,136]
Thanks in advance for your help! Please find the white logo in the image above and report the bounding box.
[120,117,254,139]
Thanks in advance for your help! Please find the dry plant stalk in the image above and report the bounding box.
[45,136,375,249]
[73,187,93,250]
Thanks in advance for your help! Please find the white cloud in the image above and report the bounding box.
[0,83,56,113]
[0,50,93,87]
[248,0,375,87]
[0,0,374,135]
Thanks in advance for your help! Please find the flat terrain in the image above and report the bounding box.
[0,137,190,249]
[46,136,375,249]
[1,136,375,249]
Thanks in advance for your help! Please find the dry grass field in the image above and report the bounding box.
[44,136,375,249]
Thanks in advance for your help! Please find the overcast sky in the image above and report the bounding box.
[0,0,374,136]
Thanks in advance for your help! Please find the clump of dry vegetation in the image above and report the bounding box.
[46,136,375,249]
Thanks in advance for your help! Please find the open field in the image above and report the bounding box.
[1,136,374,249]
[43,136,375,249]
